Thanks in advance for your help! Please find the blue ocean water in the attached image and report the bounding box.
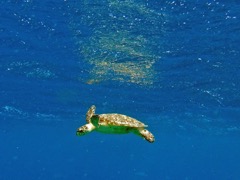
[1,0,240,179]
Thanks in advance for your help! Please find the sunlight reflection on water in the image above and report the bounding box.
[70,0,165,86]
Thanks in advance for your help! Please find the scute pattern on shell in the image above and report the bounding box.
[98,114,147,128]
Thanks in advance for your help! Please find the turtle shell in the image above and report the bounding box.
[97,114,147,128]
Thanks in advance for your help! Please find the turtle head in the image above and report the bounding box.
[76,123,95,136]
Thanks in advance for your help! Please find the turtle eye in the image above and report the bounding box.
[77,128,84,133]
[76,129,84,136]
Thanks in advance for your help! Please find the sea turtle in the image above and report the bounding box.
[76,105,155,143]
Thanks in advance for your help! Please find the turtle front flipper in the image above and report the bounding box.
[134,128,155,143]
[86,105,96,123]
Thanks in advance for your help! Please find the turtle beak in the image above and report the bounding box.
[76,124,94,136]
[76,128,84,136]
[76,126,89,136]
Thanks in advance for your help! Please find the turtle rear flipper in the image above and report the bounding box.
[86,105,96,123]
[134,128,155,143]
